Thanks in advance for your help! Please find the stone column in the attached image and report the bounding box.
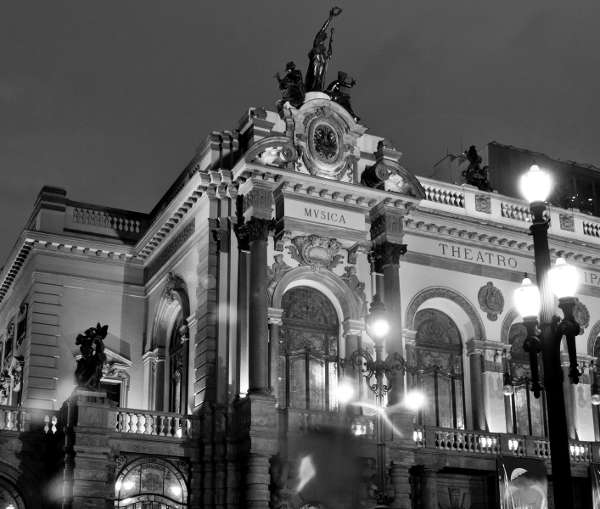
[421,468,438,509]
[369,203,408,407]
[143,348,165,411]
[466,340,486,431]
[479,341,507,433]
[561,354,577,439]
[238,179,274,395]
[268,308,283,400]
[343,319,365,401]
[246,453,271,509]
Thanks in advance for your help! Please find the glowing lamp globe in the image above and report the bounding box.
[592,393,600,406]
[404,389,426,412]
[366,295,390,341]
[503,383,514,396]
[513,277,541,319]
[519,164,553,204]
[548,258,579,299]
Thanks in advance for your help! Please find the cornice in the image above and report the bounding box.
[405,209,600,267]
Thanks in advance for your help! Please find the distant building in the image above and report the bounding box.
[1,99,600,508]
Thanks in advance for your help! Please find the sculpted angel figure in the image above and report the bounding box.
[75,323,108,390]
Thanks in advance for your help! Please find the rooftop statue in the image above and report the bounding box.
[75,323,108,391]
[275,61,305,115]
[463,145,493,192]
[325,71,359,122]
[305,7,342,92]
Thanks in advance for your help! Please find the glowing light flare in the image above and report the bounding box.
[368,317,390,340]
[403,389,426,412]
[169,484,183,498]
[513,277,540,319]
[519,164,553,203]
[296,455,316,492]
[335,381,355,404]
[548,257,579,299]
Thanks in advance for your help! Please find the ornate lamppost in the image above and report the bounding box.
[513,164,582,509]
[350,294,405,507]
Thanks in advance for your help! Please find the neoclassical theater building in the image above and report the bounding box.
[2,51,600,509]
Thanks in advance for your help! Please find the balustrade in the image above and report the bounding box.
[115,409,192,439]
[414,425,599,464]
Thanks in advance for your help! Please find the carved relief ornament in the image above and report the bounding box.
[287,235,343,270]
[477,281,504,321]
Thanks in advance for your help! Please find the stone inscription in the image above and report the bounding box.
[283,198,366,231]
[438,242,518,269]
[583,270,600,288]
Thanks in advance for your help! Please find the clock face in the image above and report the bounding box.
[312,123,339,162]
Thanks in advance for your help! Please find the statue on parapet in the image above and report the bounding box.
[75,323,108,391]
[462,145,492,191]
[275,61,305,115]
[305,7,342,92]
[325,70,359,122]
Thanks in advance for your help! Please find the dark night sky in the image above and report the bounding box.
[2,1,600,263]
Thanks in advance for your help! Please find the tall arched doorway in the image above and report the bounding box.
[279,286,341,411]
[408,308,466,429]
[505,322,547,437]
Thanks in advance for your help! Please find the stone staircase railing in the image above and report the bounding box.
[115,409,193,439]
[413,425,599,463]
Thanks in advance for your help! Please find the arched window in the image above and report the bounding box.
[168,313,189,414]
[505,322,547,437]
[0,476,25,509]
[115,459,188,509]
[279,287,341,411]
[408,308,465,429]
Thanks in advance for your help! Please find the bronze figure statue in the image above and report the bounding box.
[325,70,359,121]
[462,145,492,191]
[75,323,108,390]
[275,61,305,114]
[305,7,342,92]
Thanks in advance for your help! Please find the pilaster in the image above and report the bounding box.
[62,389,115,509]
[467,339,506,433]
[369,203,408,407]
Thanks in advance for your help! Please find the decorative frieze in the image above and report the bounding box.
[145,219,195,281]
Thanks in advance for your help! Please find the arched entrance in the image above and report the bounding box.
[115,458,188,508]
[279,286,341,411]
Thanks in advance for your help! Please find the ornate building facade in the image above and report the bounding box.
[1,37,600,509]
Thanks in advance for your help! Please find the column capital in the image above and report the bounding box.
[238,217,275,244]
[267,307,284,325]
[238,178,274,221]
[368,242,407,273]
[342,318,365,336]
[369,202,408,245]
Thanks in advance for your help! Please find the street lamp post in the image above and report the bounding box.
[350,294,405,507]
[514,164,582,509]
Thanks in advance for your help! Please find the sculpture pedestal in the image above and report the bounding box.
[62,388,114,509]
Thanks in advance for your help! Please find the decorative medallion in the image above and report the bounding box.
[477,281,504,321]
[559,213,575,232]
[475,194,491,214]
[287,235,343,270]
[312,123,339,162]
[574,299,590,330]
